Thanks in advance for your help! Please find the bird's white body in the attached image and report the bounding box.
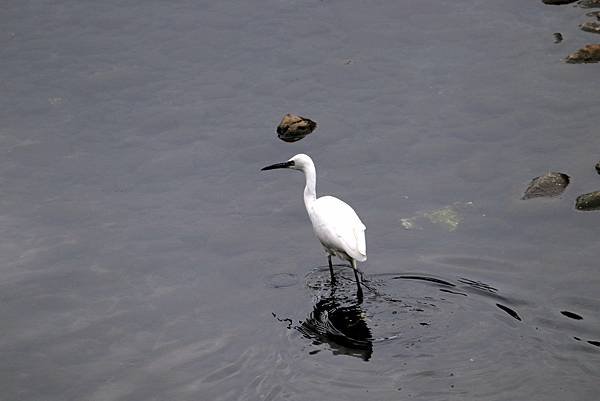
[262,154,366,290]
[306,195,367,263]
[288,154,366,267]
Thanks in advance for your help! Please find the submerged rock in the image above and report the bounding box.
[276,114,317,142]
[423,207,463,231]
[578,0,600,7]
[522,172,570,199]
[581,21,600,34]
[575,191,600,210]
[586,11,600,18]
[400,202,475,232]
[543,0,577,3]
[565,44,600,63]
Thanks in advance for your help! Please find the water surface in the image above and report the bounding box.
[1,1,599,400]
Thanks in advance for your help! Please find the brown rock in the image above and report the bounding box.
[565,44,600,63]
[276,114,317,143]
[522,172,570,199]
[576,191,600,210]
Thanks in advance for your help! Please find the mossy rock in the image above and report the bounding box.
[576,191,600,210]
[522,172,570,199]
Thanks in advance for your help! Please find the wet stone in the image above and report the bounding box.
[580,21,600,34]
[578,0,600,7]
[575,191,600,210]
[276,113,317,143]
[522,172,570,199]
[565,44,600,63]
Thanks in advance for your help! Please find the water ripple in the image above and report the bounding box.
[265,263,600,399]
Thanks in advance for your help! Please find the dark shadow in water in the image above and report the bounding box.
[496,303,522,321]
[392,274,456,287]
[457,277,498,293]
[297,283,373,361]
[440,288,467,296]
[272,312,293,329]
[560,310,583,320]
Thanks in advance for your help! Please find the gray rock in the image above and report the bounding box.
[522,172,570,199]
[276,113,317,142]
[576,191,600,210]
[580,21,600,34]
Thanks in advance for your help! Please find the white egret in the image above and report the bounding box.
[261,154,367,295]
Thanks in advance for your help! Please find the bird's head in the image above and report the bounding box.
[261,154,314,172]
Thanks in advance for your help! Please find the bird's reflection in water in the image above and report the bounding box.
[298,283,373,361]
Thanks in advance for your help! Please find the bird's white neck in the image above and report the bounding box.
[302,163,317,208]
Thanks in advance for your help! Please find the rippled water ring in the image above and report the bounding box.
[299,268,526,361]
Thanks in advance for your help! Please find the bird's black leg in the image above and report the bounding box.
[352,260,363,302]
[354,269,363,302]
[328,255,336,285]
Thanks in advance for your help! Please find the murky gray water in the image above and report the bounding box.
[2,1,599,400]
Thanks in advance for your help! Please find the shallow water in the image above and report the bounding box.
[1,0,600,400]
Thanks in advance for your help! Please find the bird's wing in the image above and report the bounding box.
[314,196,367,262]
[354,220,367,259]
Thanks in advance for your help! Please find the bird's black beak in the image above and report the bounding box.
[261,160,294,171]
